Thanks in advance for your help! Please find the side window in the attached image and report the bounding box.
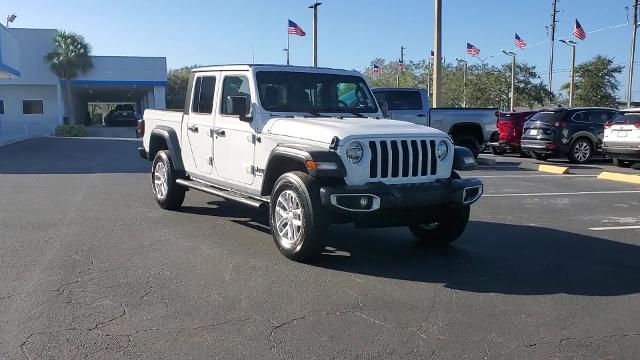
[585,111,608,124]
[375,91,422,110]
[0,100,4,114]
[191,76,216,114]
[221,75,251,115]
[571,112,584,123]
[607,111,619,121]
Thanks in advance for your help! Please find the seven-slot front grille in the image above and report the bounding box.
[368,139,438,180]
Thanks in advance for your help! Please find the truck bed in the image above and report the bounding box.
[142,109,184,151]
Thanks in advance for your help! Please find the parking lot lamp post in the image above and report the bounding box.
[6,13,16,27]
[560,39,576,107]
[432,0,443,107]
[309,1,322,67]
[502,50,516,112]
[455,58,467,107]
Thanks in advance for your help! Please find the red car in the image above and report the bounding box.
[489,111,538,156]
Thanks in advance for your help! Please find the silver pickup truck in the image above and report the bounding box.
[373,88,499,157]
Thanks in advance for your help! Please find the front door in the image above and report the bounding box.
[213,74,256,185]
[185,74,217,175]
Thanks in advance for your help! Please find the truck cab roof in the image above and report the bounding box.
[192,64,363,76]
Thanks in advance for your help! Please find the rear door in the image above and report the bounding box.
[185,73,217,176]
[374,90,428,125]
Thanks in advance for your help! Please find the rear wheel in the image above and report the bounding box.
[613,158,635,168]
[519,149,531,158]
[532,152,551,161]
[269,171,328,262]
[454,135,481,158]
[569,138,593,164]
[409,206,470,246]
[151,150,186,210]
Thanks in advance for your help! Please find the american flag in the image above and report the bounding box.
[398,62,405,70]
[373,64,383,74]
[573,19,586,40]
[466,43,480,56]
[514,33,527,49]
[288,20,306,36]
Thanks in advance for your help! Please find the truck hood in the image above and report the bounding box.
[263,117,448,144]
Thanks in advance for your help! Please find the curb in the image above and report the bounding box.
[519,162,570,174]
[597,171,640,185]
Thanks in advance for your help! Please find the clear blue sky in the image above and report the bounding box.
[4,0,638,97]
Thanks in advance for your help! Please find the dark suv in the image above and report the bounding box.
[520,108,619,163]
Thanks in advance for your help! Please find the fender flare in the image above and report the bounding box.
[149,126,185,171]
[569,131,598,149]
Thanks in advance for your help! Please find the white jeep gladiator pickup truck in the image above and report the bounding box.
[139,65,483,262]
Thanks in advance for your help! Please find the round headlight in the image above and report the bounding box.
[346,142,364,164]
[436,140,449,161]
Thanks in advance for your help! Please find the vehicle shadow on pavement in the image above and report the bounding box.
[317,221,640,297]
[0,137,148,174]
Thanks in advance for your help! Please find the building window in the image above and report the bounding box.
[0,100,4,114]
[23,100,44,115]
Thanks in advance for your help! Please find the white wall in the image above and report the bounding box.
[0,84,60,136]
[0,29,58,86]
[0,24,21,78]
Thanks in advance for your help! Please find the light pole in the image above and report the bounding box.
[560,39,576,107]
[627,0,639,107]
[432,0,443,107]
[502,50,516,112]
[283,48,289,65]
[455,58,467,107]
[309,1,322,67]
[6,13,17,27]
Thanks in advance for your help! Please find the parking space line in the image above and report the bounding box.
[475,174,597,178]
[589,225,640,231]
[484,190,640,197]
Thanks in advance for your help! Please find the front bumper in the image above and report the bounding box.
[320,178,483,212]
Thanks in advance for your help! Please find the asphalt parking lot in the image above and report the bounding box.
[1,137,639,359]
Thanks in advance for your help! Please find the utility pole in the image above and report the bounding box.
[396,46,406,87]
[309,1,322,67]
[547,0,558,93]
[502,50,517,112]
[627,0,639,107]
[432,0,443,107]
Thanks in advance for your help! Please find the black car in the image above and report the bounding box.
[104,104,137,127]
[520,107,619,163]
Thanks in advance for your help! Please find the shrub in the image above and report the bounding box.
[56,125,86,137]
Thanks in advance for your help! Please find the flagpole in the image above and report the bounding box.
[287,31,290,66]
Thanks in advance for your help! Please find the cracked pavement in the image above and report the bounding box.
[1,137,639,359]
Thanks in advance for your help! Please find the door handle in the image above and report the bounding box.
[187,125,199,132]
[212,128,226,136]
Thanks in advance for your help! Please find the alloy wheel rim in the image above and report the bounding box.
[574,141,590,162]
[274,190,303,249]
[153,162,168,199]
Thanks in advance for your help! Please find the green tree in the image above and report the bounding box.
[561,55,623,107]
[166,65,201,109]
[44,31,93,124]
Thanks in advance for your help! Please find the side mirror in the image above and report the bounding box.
[227,96,251,122]
[379,101,389,118]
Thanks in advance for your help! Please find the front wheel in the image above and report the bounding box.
[409,206,470,246]
[152,150,186,210]
[613,158,635,168]
[270,171,328,262]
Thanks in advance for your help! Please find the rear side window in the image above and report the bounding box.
[374,90,422,111]
[191,76,216,114]
[529,111,563,124]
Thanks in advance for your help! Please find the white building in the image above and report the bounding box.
[0,25,167,143]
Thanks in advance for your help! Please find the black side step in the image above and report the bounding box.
[176,179,266,209]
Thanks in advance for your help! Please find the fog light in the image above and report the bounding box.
[359,196,370,208]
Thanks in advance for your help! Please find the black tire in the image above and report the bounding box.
[519,149,531,158]
[568,138,593,164]
[409,205,470,246]
[490,147,504,156]
[269,171,328,262]
[453,135,481,158]
[531,152,551,161]
[151,150,186,210]
[613,158,635,168]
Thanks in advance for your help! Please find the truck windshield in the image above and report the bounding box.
[256,71,378,114]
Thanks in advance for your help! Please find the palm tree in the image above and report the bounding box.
[44,31,93,124]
